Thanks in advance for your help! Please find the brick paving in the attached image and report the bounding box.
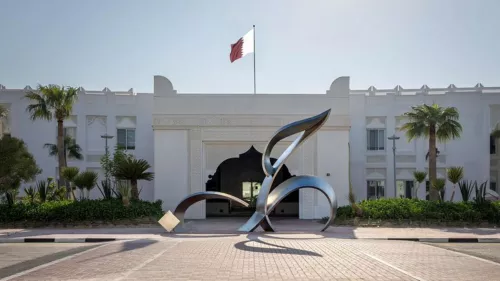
[3,235,500,280]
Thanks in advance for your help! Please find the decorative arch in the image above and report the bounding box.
[205,145,297,216]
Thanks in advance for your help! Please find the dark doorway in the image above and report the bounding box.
[205,145,298,217]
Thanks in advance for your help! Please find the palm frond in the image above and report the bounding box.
[43,143,58,156]
[400,103,462,143]
[447,166,464,184]
[24,90,52,121]
[492,129,500,138]
[73,170,98,190]
[43,136,83,160]
[64,135,83,160]
[61,167,80,182]
[114,157,154,181]
[413,171,427,183]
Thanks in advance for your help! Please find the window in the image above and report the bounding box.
[55,127,76,139]
[367,129,385,151]
[117,128,135,150]
[491,182,497,192]
[64,127,76,139]
[242,182,261,201]
[491,135,496,155]
[396,180,414,198]
[367,180,385,199]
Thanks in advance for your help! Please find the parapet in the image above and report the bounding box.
[350,83,500,96]
[154,75,177,96]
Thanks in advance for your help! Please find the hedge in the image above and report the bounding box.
[333,198,500,223]
[0,199,164,224]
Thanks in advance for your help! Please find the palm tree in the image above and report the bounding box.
[44,135,83,162]
[73,170,98,200]
[432,178,446,202]
[447,166,464,202]
[61,167,80,200]
[25,85,79,190]
[113,157,154,200]
[413,171,427,199]
[400,104,462,201]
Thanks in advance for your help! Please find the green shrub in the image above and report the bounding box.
[0,199,163,223]
[329,198,500,223]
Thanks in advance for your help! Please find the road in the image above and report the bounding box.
[0,235,499,280]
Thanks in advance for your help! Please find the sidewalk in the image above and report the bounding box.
[1,218,499,242]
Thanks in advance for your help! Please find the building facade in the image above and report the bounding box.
[1,77,499,219]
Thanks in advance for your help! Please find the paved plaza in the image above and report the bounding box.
[1,219,499,280]
[0,233,500,280]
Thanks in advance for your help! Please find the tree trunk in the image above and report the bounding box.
[131,179,139,200]
[450,185,456,202]
[428,126,439,201]
[56,120,67,193]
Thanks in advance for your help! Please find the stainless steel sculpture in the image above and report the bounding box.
[173,191,249,225]
[238,108,337,232]
[159,109,338,232]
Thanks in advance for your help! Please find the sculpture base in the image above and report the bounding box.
[157,210,180,232]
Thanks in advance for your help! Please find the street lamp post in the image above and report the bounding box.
[101,134,114,187]
[388,134,400,198]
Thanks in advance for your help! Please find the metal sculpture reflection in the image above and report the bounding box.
[173,191,249,225]
[159,109,338,232]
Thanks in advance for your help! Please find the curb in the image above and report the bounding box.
[380,238,500,243]
[0,238,117,243]
[1,237,499,243]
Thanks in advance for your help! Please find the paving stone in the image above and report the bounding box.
[4,236,500,280]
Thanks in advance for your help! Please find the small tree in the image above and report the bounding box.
[447,166,464,202]
[432,178,447,202]
[0,136,41,194]
[73,171,98,200]
[61,167,80,200]
[113,156,154,200]
[412,171,427,199]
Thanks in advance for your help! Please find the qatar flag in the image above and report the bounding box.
[229,29,254,63]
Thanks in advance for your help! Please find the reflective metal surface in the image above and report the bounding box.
[173,191,249,225]
[239,109,336,232]
[265,175,337,231]
[163,109,338,233]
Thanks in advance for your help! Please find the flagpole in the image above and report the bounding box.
[253,24,256,95]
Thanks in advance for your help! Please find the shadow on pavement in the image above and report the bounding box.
[234,234,323,257]
[76,239,159,263]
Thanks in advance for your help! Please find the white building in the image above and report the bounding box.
[1,77,499,220]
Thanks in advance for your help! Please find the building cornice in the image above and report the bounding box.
[152,114,350,129]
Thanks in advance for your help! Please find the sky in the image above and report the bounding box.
[1,0,499,94]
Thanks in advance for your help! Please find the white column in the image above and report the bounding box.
[317,130,350,213]
[187,128,205,219]
[154,129,189,212]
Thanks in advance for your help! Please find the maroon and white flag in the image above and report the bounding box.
[229,29,254,63]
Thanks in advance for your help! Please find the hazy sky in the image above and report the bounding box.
[1,0,499,93]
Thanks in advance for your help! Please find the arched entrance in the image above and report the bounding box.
[205,145,298,217]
